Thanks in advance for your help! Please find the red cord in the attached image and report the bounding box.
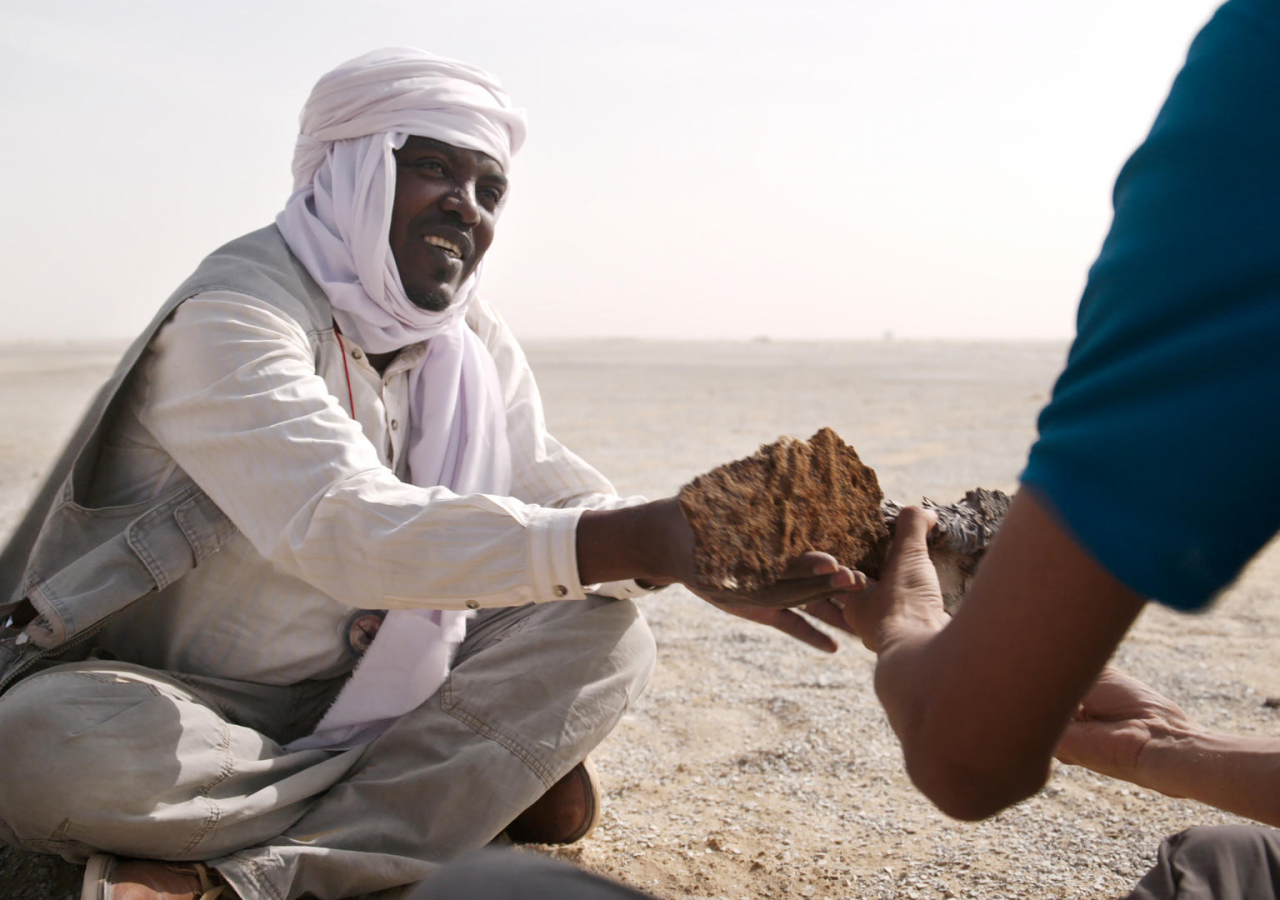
[335,331,356,418]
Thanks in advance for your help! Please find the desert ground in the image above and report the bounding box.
[0,338,1276,900]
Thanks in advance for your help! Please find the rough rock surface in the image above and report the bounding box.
[878,488,1012,612]
[677,428,888,592]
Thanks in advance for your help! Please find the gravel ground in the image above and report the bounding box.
[541,568,1278,900]
[1,339,1276,900]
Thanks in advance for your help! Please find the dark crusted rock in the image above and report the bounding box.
[878,488,1012,613]
[678,429,1010,609]
[677,427,889,592]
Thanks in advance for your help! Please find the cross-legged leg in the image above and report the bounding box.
[0,661,361,864]
[0,596,653,900]
[214,596,655,900]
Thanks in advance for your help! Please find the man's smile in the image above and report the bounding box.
[423,234,464,259]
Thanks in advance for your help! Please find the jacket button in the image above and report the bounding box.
[391,420,400,431]
[351,348,363,360]
[465,599,480,610]
[554,585,568,598]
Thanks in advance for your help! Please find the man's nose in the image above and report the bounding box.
[441,184,482,225]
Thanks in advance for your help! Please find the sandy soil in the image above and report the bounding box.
[1,338,1276,900]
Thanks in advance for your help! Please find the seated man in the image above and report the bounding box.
[0,49,858,900]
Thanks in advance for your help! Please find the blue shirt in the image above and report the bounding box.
[1021,0,1280,610]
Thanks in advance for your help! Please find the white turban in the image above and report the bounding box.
[276,48,527,751]
[289,47,526,192]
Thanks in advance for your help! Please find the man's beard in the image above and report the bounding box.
[405,286,452,312]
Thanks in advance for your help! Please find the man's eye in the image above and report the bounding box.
[408,159,446,175]
[479,187,503,205]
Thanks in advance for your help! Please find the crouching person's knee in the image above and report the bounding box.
[567,598,656,760]
[0,672,59,850]
[445,597,656,777]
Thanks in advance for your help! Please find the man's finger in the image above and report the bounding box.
[768,610,837,653]
[746,584,866,610]
[781,551,840,579]
[889,507,938,557]
[804,598,857,635]
[743,572,857,608]
[763,566,866,605]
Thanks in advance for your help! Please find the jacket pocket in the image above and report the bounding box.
[22,484,236,648]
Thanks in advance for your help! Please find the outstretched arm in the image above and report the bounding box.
[471,294,866,640]
[1057,667,1280,827]
[578,497,863,652]
[843,490,1147,820]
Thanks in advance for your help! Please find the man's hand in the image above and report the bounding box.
[1055,666,1280,827]
[695,552,865,653]
[841,507,948,653]
[577,498,865,652]
[687,550,866,609]
[1055,667,1196,786]
[820,491,1148,821]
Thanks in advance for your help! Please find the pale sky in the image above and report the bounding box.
[2,0,1225,342]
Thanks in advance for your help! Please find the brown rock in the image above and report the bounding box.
[677,427,889,592]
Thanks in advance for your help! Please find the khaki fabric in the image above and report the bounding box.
[1127,825,1280,900]
[0,596,655,900]
[412,850,654,900]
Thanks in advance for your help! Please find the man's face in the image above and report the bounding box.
[389,136,507,312]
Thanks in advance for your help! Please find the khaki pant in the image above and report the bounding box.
[413,849,653,899]
[0,597,655,900]
[1127,825,1280,900]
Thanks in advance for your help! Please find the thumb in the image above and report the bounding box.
[884,507,938,574]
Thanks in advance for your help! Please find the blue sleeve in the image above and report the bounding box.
[1020,0,1280,611]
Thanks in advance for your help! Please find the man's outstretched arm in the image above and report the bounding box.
[1057,667,1280,828]
[843,490,1146,820]
[578,498,864,653]
[472,292,864,644]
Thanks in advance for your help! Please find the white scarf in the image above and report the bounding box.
[276,48,527,750]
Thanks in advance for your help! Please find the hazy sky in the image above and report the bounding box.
[2,0,1224,342]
